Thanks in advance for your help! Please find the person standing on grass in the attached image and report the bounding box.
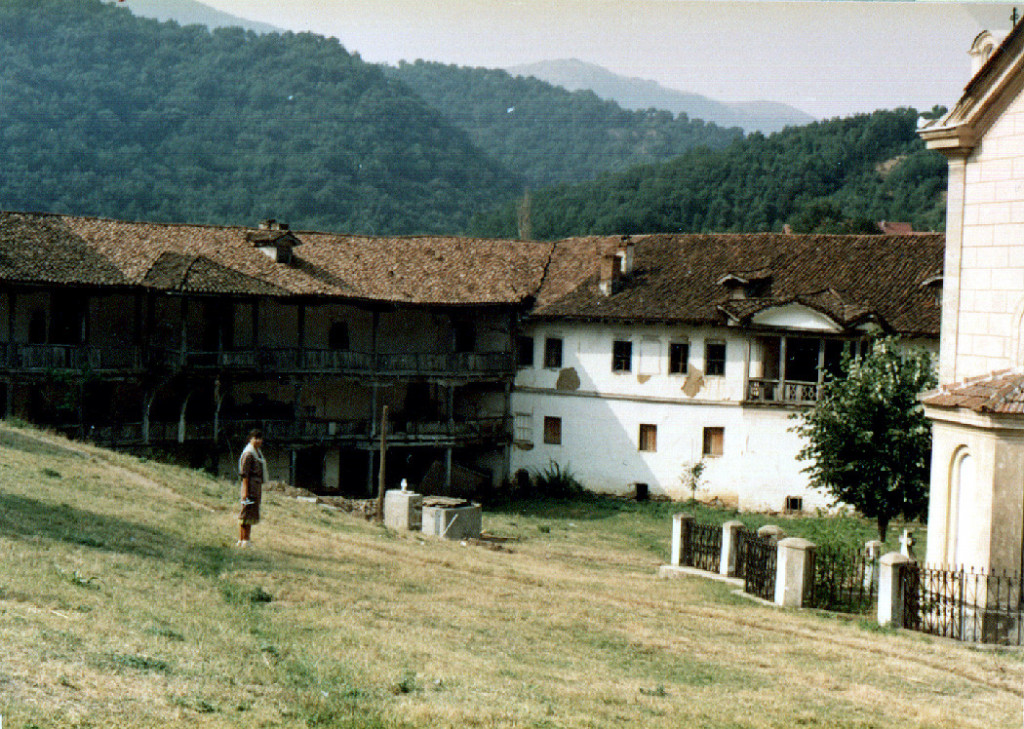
[237,429,267,547]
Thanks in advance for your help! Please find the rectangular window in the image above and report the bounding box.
[639,423,657,452]
[517,335,535,368]
[454,322,475,353]
[543,416,562,445]
[702,427,724,458]
[514,412,533,442]
[544,337,563,368]
[705,341,726,376]
[328,321,349,350]
[785,496,804,513]
[639,337,660,375]
[669,342,689,375]
[612,339,633,372]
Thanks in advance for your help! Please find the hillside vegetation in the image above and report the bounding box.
[1,420,1021,728]
[0,0,518,234]
[470,108,948,239]
[386,60,743,188]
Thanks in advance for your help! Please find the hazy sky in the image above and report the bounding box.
[197,1,1014,118]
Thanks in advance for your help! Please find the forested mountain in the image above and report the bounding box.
[469,109,948,239]
[506,59,816,134]
[386,60,744,188]
[0,0,519,234]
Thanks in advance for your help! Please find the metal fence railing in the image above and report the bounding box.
[807,544,879,614]
[740,531,777,602]
[683,520,721,573]
[903,565,1024,646]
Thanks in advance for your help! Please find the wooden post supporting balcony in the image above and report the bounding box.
[177,391,191,444]
[778,336,787,401]
[6,288,16,368]
[296,302,306,369]
[179,296,188,368]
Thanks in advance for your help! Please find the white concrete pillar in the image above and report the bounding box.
[720,520,746,577]
[671,513,694,567]
[877,552,914,628]
[864,539,885,589]
[774,537,817,607]
[757,524,785,543]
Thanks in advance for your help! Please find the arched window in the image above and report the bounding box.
[947,447,975,567]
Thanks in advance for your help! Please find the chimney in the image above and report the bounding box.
[598,254,619,296]
[248,220,300,264]
[620,237,635,275]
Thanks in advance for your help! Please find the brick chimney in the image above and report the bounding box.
[247,220,300,264]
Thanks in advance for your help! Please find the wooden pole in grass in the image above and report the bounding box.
[375,405,388,521]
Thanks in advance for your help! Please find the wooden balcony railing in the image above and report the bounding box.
[182,348,513,377]
[745,378,821,405]
[59,416,510,448]
[1,343,513,378]
[6,344,145,372]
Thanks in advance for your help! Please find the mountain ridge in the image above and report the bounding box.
[506,58,816,134]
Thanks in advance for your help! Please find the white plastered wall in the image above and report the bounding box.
[926,410,1024,572]
[511,321,843,510]
[947,88,1024,381]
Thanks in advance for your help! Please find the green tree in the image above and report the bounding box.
[791,337,936,541]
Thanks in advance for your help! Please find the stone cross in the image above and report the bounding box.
[899,529,916,561]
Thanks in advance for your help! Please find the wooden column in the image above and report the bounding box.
[296,301,306,369]
[778,336,788,400]
[375,405,388,521]
[179,296,189,367]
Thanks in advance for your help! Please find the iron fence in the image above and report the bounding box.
[741,531,777,602]
[807,544,878,614]
[683,520,721,572]
[903,564,1024,645]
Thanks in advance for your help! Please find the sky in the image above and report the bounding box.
[195,1,1014,119]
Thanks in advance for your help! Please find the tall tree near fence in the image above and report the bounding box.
[792,337,936,541]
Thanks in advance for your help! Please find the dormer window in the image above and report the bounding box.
[717,270,773,300]
[920,274,943,307]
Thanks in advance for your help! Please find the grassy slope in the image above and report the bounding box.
[0,422,1020,728]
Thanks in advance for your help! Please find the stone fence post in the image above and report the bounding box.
[877,552,913,628]
[757,524,786,543]
[720,520,746,577]
[774,537,817,607]
[670,512,694,567]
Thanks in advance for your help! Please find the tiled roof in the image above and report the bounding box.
[0,213,945,332]
[533,233,944,336]
[0,212,552,306]
[922,370,1024,414]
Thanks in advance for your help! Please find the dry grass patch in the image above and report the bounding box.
[0,422,1020,728]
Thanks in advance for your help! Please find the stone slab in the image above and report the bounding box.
[422,503,482,540]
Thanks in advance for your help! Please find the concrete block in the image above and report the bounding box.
[671,512,694,567]
[720,520,746,577]
[757,524,786,543]
[383,489,423,531]
[422,503,482,540]
[774,537,816,608]
[877,552,913,628]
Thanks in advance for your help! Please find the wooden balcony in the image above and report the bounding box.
[745,378,821,406]
[4,343,145,373]
[0,343,513,379]
[181,348,514,378]
[60,416,510,448]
